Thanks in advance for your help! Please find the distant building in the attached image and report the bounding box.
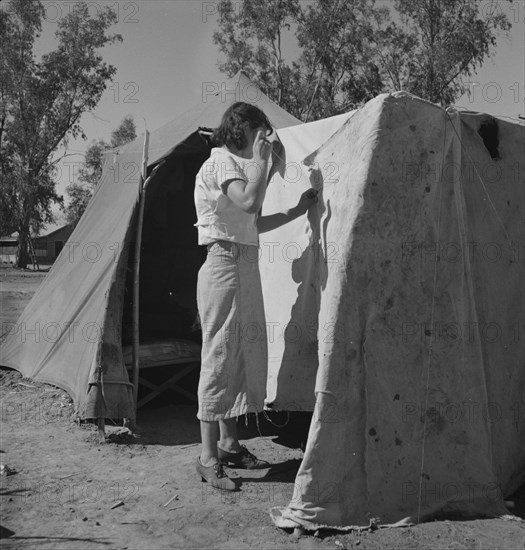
[0,223,75,265]
[0,235,18,263]
[33,224,75,264]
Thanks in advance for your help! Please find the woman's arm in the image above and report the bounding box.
[225,131,272,213]
[257,189,319,234]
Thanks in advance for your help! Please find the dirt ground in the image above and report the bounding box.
[1,263,524,550]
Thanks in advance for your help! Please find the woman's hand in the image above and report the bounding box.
[294,188,319,215]
[271,139,284,168]
[253,130,272,162]
[257,188,319,233]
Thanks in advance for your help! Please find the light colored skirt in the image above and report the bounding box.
[196,241,268,421]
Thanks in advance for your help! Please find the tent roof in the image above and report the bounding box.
[116,71,301,165]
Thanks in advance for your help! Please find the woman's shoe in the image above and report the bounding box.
[218,445,270,470]
[195,457,237,491]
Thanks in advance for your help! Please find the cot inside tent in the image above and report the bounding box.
[270,92,525,529]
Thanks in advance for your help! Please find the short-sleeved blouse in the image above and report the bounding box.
[194,147,259,246]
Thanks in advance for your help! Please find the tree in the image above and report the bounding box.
[213,0,397,120]
[110,114,137,148]
[294,0,388,120]
[0,0,45,237]
[213,0,512,119]
[64,116,137,226]
[379,0,512,105]
[213,0,302,114]
[63,139,107,226]
[0,0,122,268]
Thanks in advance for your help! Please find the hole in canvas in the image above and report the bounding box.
[477,117,500,160]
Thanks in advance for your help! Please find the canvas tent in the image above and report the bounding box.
[1,73,523,526]
[266,92,524,528]
[0,71,301,420]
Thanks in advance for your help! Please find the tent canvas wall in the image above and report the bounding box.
[0,72,301,419]
[268,92,524,528]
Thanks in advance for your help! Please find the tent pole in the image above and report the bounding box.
[132,130,150,419]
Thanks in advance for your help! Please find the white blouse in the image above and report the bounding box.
[194,147,260,246]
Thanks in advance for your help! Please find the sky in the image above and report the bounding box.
[29,0,525,224]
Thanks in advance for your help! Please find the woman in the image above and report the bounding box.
[194,102,318,490]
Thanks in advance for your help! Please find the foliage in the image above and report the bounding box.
[63,139,107,226]
[213,0,512,120]
[213,0,301,112]
[0,0,121,267]
[64,116,136,226]
[110,114,136,148]
[294,0,388,120]
[386,0,512,105]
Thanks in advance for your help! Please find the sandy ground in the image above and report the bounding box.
[1,263,524,550]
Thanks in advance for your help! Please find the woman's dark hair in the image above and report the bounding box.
[212,102,272,150]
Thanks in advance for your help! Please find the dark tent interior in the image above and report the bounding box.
[120,131,213,403]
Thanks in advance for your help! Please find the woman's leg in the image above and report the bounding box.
[218,417,243,453]
[197,419,237,490]
[199,420,220,466]
[217,416,270,469]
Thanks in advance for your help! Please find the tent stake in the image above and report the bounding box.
[132,130,150,418]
